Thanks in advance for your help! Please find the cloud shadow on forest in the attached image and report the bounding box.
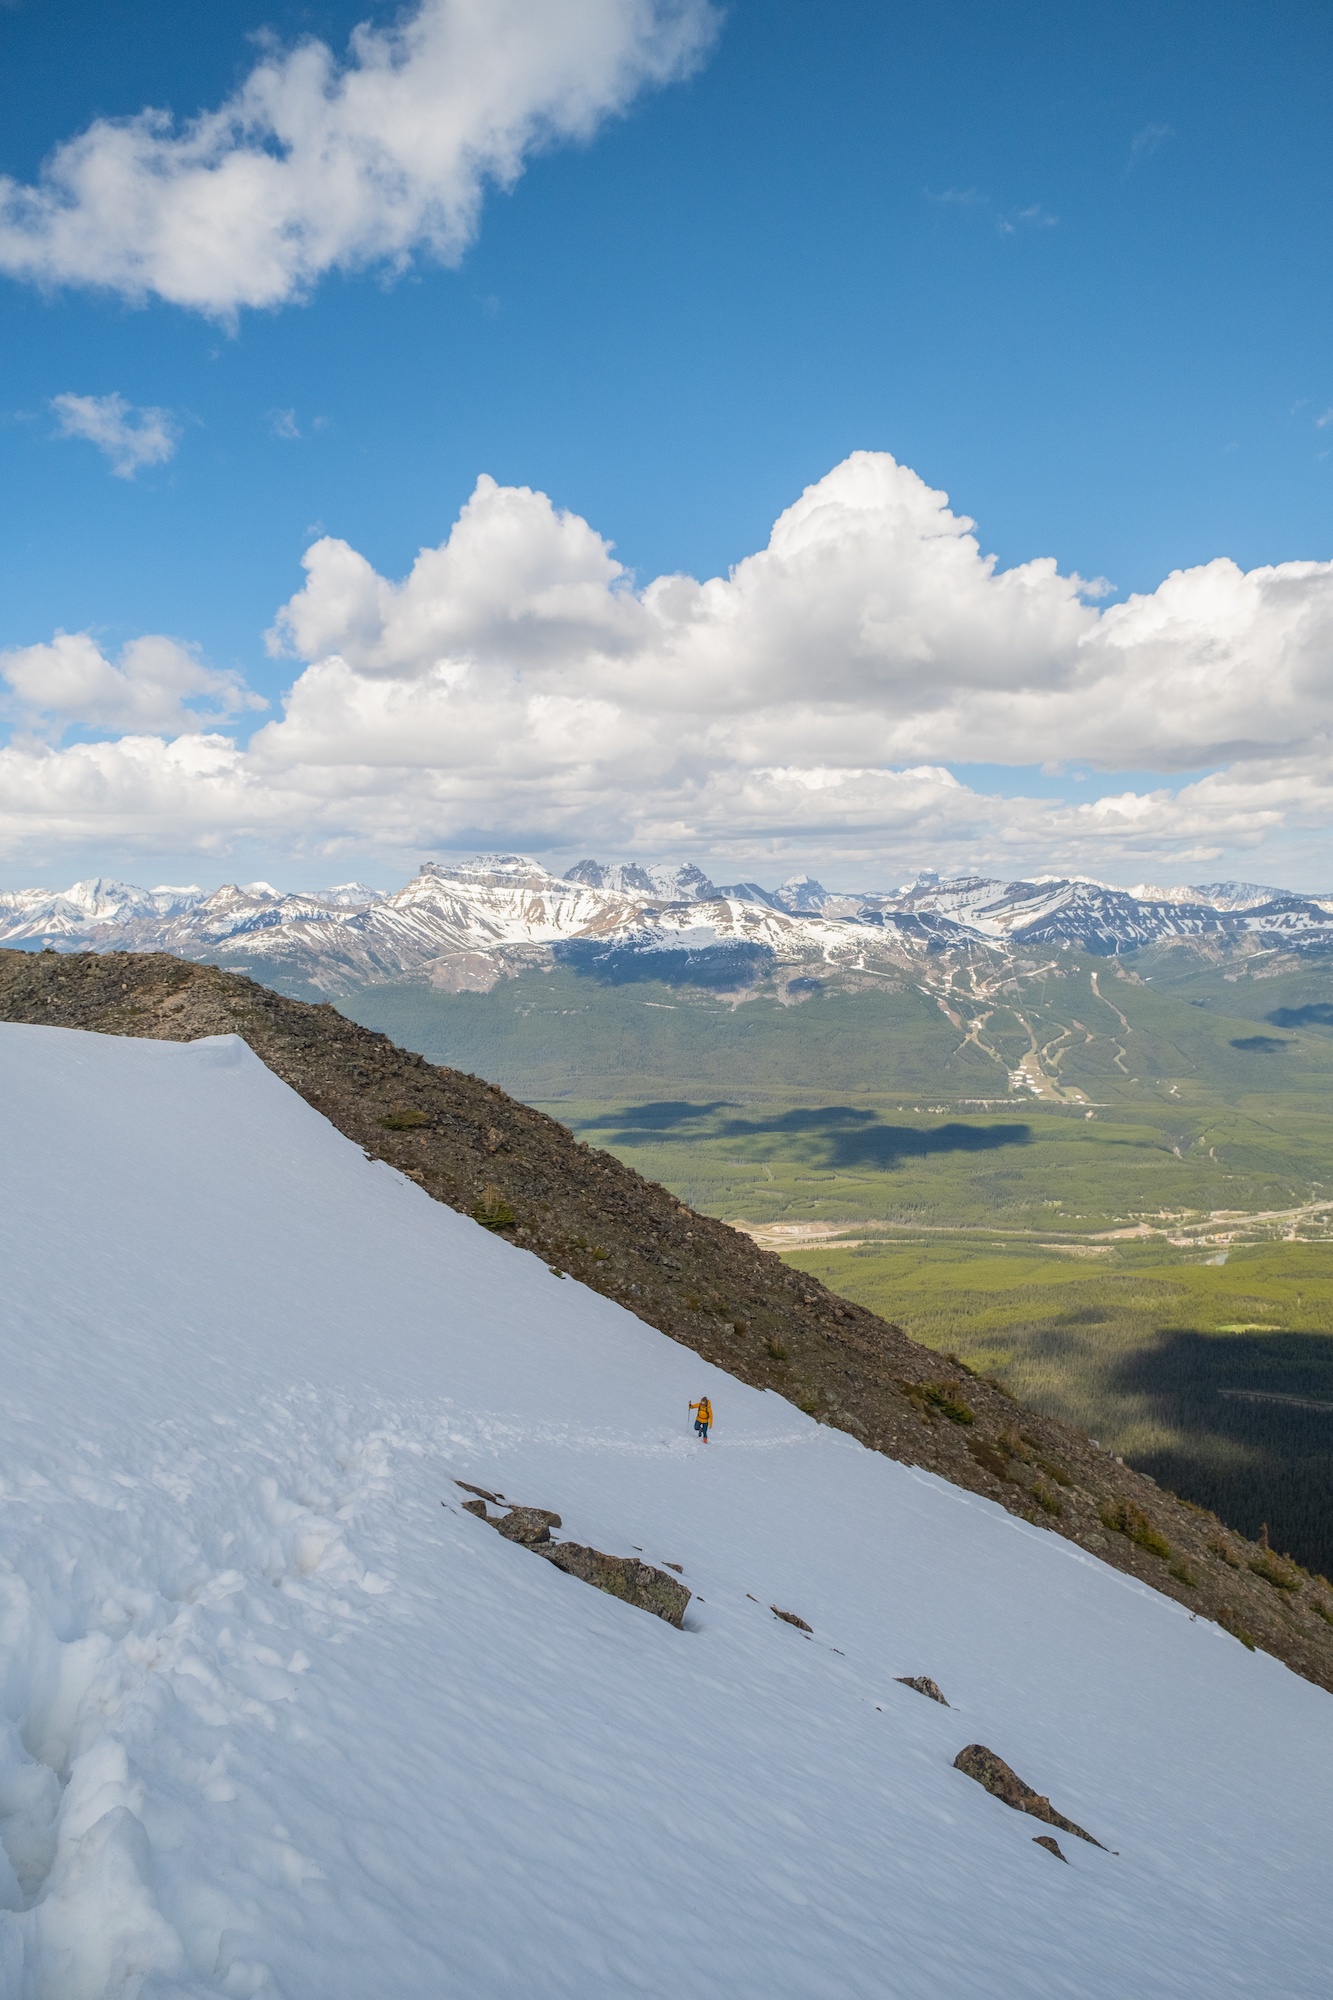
[581,1101,1032,1170]
[554,939,773,989]
[1266,1002,1333,1029]
[1112,1327,1333,1576]
[579,1100,735,1132]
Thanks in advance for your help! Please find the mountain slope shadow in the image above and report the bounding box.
[1116,1329,1333,1576]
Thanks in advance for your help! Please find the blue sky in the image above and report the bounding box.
[3,0,1333,891]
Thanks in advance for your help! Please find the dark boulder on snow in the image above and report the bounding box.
[457,1496,560,1541]
[494,1506,563,1545]
[457,1493,561,1543]
[771,1605,813,1631]
[1032,1836,1068,1862]
[539,1541,691,1626]
[464,1496,690,1624]
[896,1675,948,1705]
[953,1744,1105,1848]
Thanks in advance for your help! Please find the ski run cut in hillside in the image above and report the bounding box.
[0,1022,1329,1997]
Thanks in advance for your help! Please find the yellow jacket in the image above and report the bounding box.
[690,1398,713,1426]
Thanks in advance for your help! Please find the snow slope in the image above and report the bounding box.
[0,1025,1328,1999]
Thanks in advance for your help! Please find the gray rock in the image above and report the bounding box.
[458,1495,688,1624]
[896,1675,948,1705]
[493,1506,562,1545]
[455,1479,504,1503]
[953,1744,1105,1848]
[539,1541,691,1626]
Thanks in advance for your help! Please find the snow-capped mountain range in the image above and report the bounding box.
[3,854,1332,995]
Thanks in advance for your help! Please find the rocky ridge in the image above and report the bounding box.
[4,944,1333,1693]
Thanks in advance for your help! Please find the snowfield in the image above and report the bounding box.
[0,1024,1329,1998]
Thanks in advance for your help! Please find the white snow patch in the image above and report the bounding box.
[0,1022,1329,1996]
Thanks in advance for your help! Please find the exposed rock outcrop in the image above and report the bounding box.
[457,1487,690,1626]
[540,1542,691,1627]
[896,1676,948,1705]
[953,1744,1104,1848]
[494,1506,563,1546]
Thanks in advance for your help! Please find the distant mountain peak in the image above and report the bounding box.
[564,858,720,902]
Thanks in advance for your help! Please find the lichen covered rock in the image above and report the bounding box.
[896,1675,948,1705]
[494,1506,563,1546]
[953,1744,1104,1848]
[540,1541,691,1627]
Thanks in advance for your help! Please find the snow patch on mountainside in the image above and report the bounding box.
[0,1022,1329,1996]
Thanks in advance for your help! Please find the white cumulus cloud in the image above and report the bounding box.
[0,733,266,857]
[0,0,718,316]
[1,631,263,737]
[264,451,1333,775]
[51,392,179,477]
[4,451,1333,882]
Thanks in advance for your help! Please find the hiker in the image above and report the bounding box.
[689,1395,712,1442]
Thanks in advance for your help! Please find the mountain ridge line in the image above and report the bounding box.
[4,854,1333,1001]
